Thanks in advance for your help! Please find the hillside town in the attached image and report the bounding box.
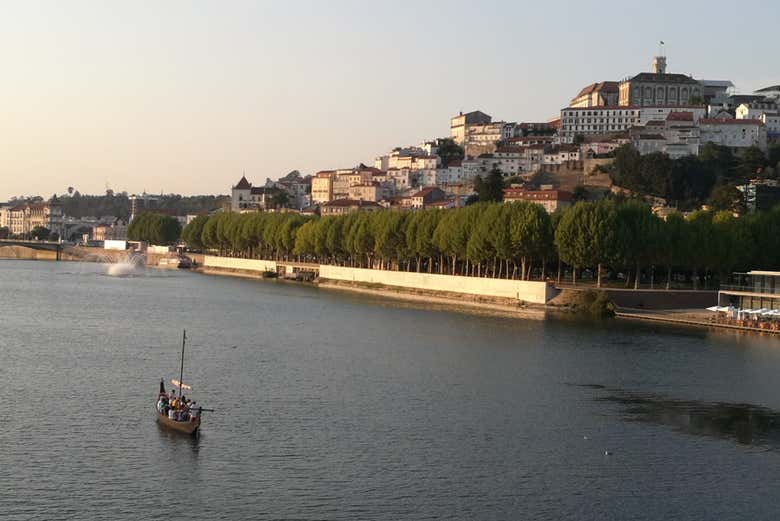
[2,51,779,244]
[229,52,780,221]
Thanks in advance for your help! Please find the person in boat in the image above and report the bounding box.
[189,401,200,422]
[168,407,176,420]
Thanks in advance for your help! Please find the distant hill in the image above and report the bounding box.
[47,192,229,220]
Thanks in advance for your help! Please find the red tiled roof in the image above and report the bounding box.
[412,187,443,198]
[699,118,763,125]
[666,111,694,121]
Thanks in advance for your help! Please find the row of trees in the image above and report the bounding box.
[555,200,780,288]
[609,143,780,211]
[182,201,780,288]
[127,213,182,245]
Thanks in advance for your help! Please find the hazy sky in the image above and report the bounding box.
[1,0,778,200]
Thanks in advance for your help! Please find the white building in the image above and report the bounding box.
[699,119,767,151]
[543,145,581,164]
[760,112,780,139]
[638,105,707,125]
[735,101,778,120]
[630,112,700,158]
[559,106,640,141]
[755,85,780,102]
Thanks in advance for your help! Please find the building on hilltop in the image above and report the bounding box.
[450,110,492,145]
[699,80,734,106]
[755,85,780,102]
[630,111,701,158]
[559,106,640,142]
[570,81,619,108]
[231,175,272,211]
[266,170,312,209]
[348,182,381,202]
[618,54,702,107]
[637,105,707,125]
[699,118,767,152]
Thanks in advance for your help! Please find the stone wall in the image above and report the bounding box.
[202,256,277,273]
[319,265,558,304]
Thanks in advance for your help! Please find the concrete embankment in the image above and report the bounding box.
[197,255,557,312]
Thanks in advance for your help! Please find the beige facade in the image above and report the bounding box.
[5,202,63,237]
[450,110,492,144]
[348,183,380,202]
[570,81,619,108]
[619,72,702,107]
[311,173,334,203]
[93,222,128,241]
[503,189,573,213]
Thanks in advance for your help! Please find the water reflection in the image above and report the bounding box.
[156,421,201,455]
[587,386,780,447]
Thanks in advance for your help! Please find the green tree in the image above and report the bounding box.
[181,215,209,249]
[738,146,767,181]
[708,185,745,214]
[768,143,780,170]
[30,226,50,240]
[436,138,464,167]
[0,226,10,239]
[476,168,504,202]
[554,203,592,284]
[699,142,736,183]
[657,212,687,289]
[611,201,661,289]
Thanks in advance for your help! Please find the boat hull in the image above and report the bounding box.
[157,412,200,435]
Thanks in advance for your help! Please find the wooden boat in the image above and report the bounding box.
[157,411,201,435]
[156,330,207,436]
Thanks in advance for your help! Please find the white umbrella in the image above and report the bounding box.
[706,306,719,312]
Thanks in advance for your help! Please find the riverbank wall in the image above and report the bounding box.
[318,265,557,305]
[198,255,557,305]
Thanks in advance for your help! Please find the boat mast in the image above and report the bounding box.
[179,329,186,399]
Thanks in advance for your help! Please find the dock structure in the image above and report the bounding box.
[276,261,319,281]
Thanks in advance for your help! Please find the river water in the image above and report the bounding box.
[1,260,780,520]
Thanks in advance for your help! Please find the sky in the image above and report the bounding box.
[1,0,778,200]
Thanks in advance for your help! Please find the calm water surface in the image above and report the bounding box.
[1,260,780,520]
